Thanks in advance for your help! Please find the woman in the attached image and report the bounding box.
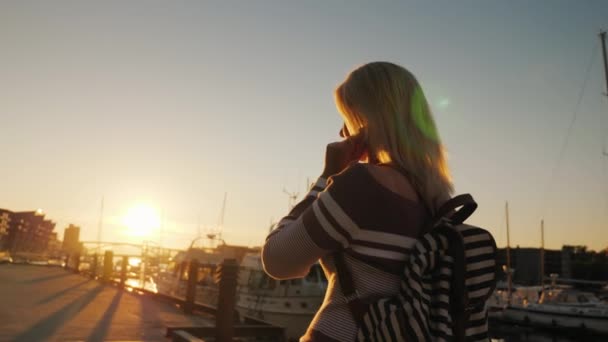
[262,62,453,341]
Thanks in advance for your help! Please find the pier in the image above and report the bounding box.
[0,264,214,341]
[0,260,284,342]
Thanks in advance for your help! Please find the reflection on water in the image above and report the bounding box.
[490,321,605,342]
[123,276,158,293]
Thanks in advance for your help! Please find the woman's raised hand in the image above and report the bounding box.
[321,133,367,178]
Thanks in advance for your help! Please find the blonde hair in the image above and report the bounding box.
[335,62,453,211]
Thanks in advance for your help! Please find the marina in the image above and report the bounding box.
[87,238,608,341]
[1,2,607,342]
[2,232,608,341]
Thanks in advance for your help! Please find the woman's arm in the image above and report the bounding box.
[262,134,366,279]
[266,177,327,239]
[262,177,332,279]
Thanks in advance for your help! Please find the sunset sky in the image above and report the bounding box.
[1,1,607,251]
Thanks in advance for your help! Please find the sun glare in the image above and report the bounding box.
[128,257,142,267]
[122,204,161,237]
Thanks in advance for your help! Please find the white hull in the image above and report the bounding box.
[501,306,608,334]
[156,250,326,341]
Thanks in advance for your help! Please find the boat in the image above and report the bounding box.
[155,243,327,341]
[489,208,608,335]
[489,283,543,310]
[155,191,327,340]
[500,287,608,334]
[600,285,608,303]
[494,31,608,335]
[231,252,326,339]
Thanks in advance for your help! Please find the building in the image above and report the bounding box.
[0,209,11,250]
[62,224,81,254]
[561,245,574,279]
[47,232,63,257]
[564,245,608,281]
[0,209,56,254]
[496,245,608,284]
[497,247,566,285]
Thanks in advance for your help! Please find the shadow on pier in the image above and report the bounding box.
[0,252,287,342]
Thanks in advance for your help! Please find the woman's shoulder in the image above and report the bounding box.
[326,163,373,192]
[329,162,368,180]
[329,163,420,204]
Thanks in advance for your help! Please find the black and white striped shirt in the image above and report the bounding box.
[262,163,429,341]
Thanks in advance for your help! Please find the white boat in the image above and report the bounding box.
[156,246,327,341]
[489,283,543,308]
[490,198,608,335]
[233,253,326,339]
[499,288,608,335]
[600,285,608,303]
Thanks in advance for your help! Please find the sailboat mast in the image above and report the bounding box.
[600,31,608,96]
[97,196,104,254]
[505,201,512,305]
[540,219,545,289]
[160,208,164,248]
[600,31,608,158]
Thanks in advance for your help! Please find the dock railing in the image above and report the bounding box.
[63,252,285,342]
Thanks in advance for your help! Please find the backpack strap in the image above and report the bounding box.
[432,194,477,227]
[433,195,477,342]
[441,226,469,342]
[333,164,430,327]
[333,252,367,325]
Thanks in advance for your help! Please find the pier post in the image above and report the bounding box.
[180,261,187,280]
[103,250,114,282]
[120,256,128,287]
[73,253,80,273]
[215,258,239,342]
[91,254,98,279]
[174,259,180,277]
[184,259,199,314]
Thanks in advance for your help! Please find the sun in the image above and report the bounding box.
[122,204,161,237]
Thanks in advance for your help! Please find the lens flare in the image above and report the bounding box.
[437,97,451,110]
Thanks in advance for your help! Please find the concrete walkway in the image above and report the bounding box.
[0,264,213,341]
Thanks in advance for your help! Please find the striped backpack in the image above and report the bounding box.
[334,194,498,342]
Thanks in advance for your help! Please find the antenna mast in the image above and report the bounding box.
[217,192,227,243]
[283,187,299,210]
